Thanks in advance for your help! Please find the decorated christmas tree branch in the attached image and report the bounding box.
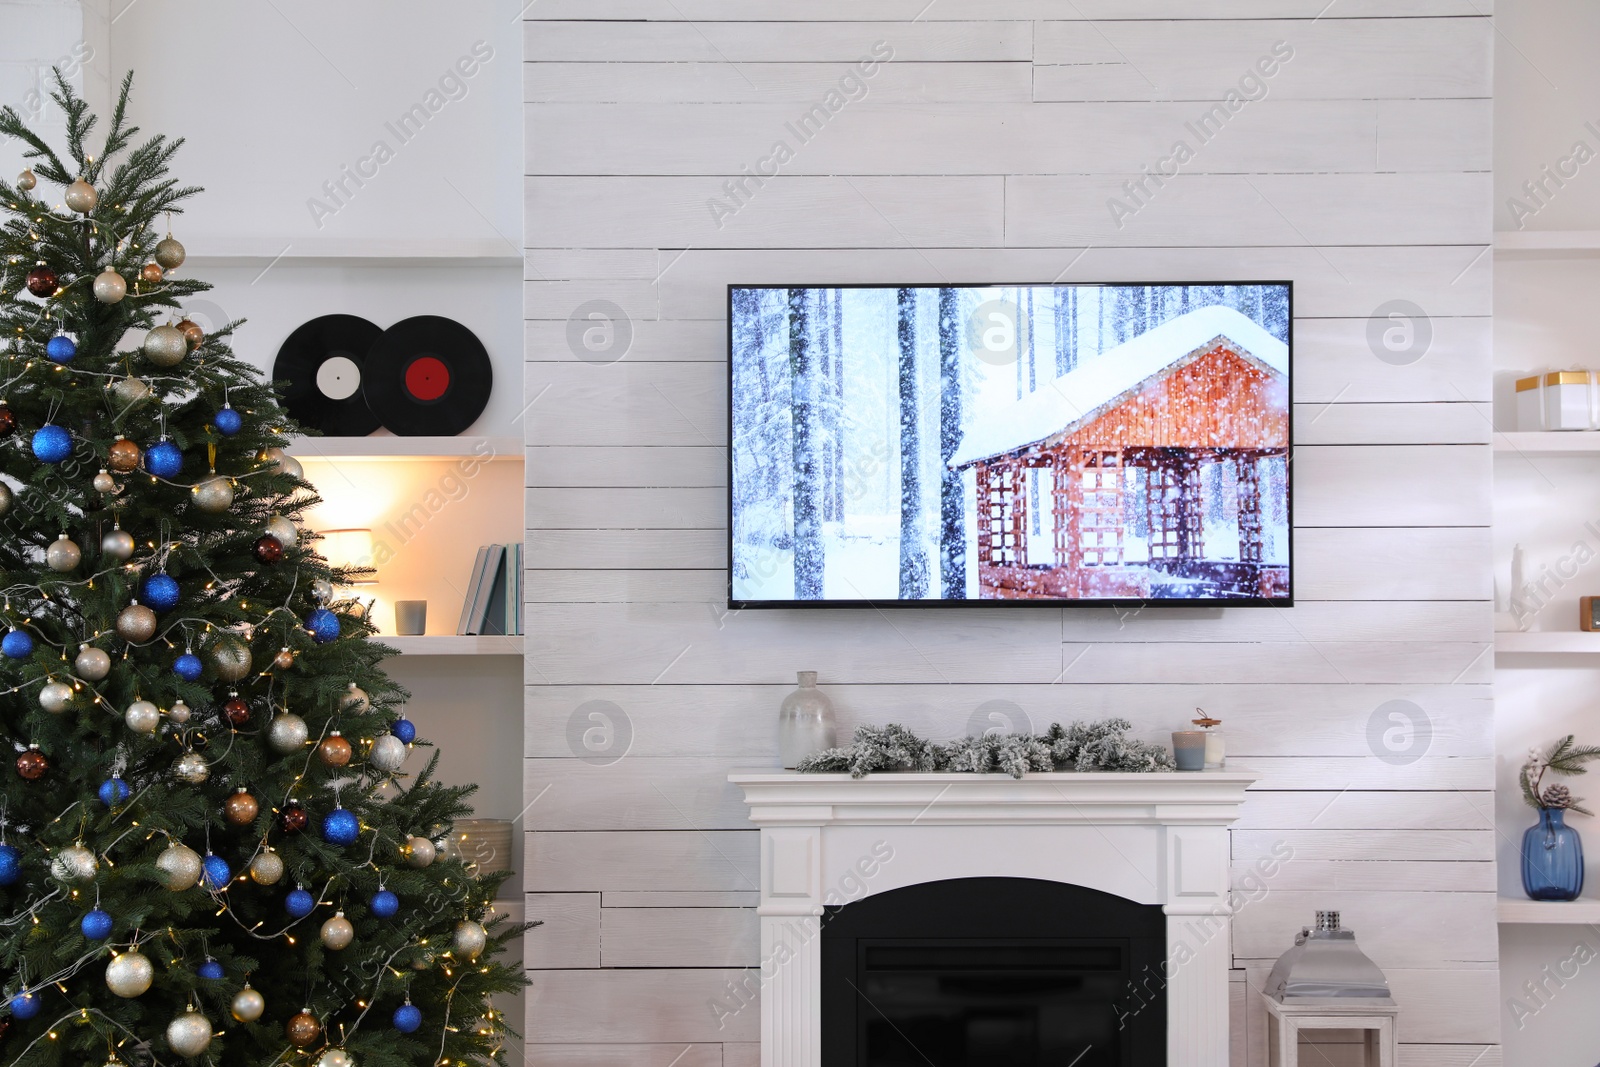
[797,718,1176,779]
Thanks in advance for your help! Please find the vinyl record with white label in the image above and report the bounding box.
[272,314,383,435]
[362,315,492,436]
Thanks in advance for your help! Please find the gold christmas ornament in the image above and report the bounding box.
[249,848,284,885]
[50,843,98,882]
[92,269,127,303]
[369,734,407,773]
[317,1050,354,1067]
[116,603,157,642]
[403,836,436,868]
[190,474,234,513]
[320,911,354,950]
[453,919,488,960]
[173,751,209,783]
[168,698,191,724]
[155,843,203,890]
[75,644,111,680]
[211,640,251,681]
[105,951,154,998]
[46,533,81,572]
[155,234,186,270]
[124,698,160,734]
[286,1010,321,1047]
[165,1007,213,1057]
[267,711,309,754]
[101,526,135,561]
[0,482,11,515]
[92,470,116,493]
[225,787,259,825]
[266,515,297,547]
[142,324,188,368]
[109,376,151,406]
[107,436,141,472]
[16,168,36,191]
[231,983,265,1022]
[64,177,98,213]
[340,683,370,714]
[39,680,73,714]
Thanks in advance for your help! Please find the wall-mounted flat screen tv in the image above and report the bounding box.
[728,282,1292,608]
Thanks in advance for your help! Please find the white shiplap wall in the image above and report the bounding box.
[523,6,1495,1066]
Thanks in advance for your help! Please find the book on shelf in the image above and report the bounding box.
[457,543,523,636]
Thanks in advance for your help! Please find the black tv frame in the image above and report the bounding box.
[725,280,1294,610]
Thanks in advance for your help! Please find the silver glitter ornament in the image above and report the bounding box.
[190,474,234,513]
[51,843,98,883]
[92,270,127,303]
[124,699,160,734]
[0,482,11,515]
[267,712,309,754]
[266,515,297,547]
[453,920,488,960]
[249,848,284,885]
[75,645,111,680]
[142,324,188,368]
[165,1007,213,1057]
[154,235,186,270]
[369,734,407,773]
[116,603,157,642]
[39,680,73,713]
[101,527,135,561]
[155,843,203,890]
[46,534,81,572]
[109,376,150,406]
[173,751,209,783]
[105,951,154,997]
[211,641,251,681]
[262,447,304,480]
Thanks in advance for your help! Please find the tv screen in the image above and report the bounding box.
[728,282,1292,607]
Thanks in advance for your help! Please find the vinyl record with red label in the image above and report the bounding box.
[272,314,384,435]
[362,316,492,436]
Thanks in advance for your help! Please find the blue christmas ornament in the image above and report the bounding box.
[144,438,182,478]
[197,958,224,981]
[285,887,315,918]
[392,1003,422,1033]
[321,807,359,847]
[173,652,203,681]
[201,853,231,891]
[31,424,70,463]
[391,718,416,744]
[370,888,399,918]
[213,405,242,437]
[9,989,41,1020]
[45,334,76,363]
[306,608,339,644]
[0,843,21,885]
[141,573,181,612]
[2,629,33,659]
[98,777,130,807]
[80,908,113,940]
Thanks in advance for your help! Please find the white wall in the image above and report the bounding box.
[522,5,1495,1066]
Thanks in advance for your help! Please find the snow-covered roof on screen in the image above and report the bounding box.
[948,304,1288,468]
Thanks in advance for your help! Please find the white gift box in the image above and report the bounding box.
[1515,375,1544,431]
[1544,370,1592,431]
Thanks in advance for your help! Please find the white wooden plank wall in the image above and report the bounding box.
[522,6,1494,1065]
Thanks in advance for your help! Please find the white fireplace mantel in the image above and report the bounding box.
[729,769,1258,1067]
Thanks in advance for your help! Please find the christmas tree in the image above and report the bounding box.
[0,73,525,1067]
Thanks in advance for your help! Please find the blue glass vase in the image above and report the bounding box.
[1521,808,1585,901]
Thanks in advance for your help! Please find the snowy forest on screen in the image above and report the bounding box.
[729,284,1291,603]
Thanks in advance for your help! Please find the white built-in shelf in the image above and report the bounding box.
[285,436,521,462]
[1498,897,1600,924]
[1495,632,1600,655]
[184,239,522,269]
[1495,230,1600,254]
[1495,432,1600,455]
[380,635,523,657]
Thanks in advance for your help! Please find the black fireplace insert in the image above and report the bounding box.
[820,877,1166,1066]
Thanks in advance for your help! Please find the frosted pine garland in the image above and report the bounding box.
[797,717,1175,779]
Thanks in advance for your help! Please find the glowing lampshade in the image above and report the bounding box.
[320,528,377,585]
